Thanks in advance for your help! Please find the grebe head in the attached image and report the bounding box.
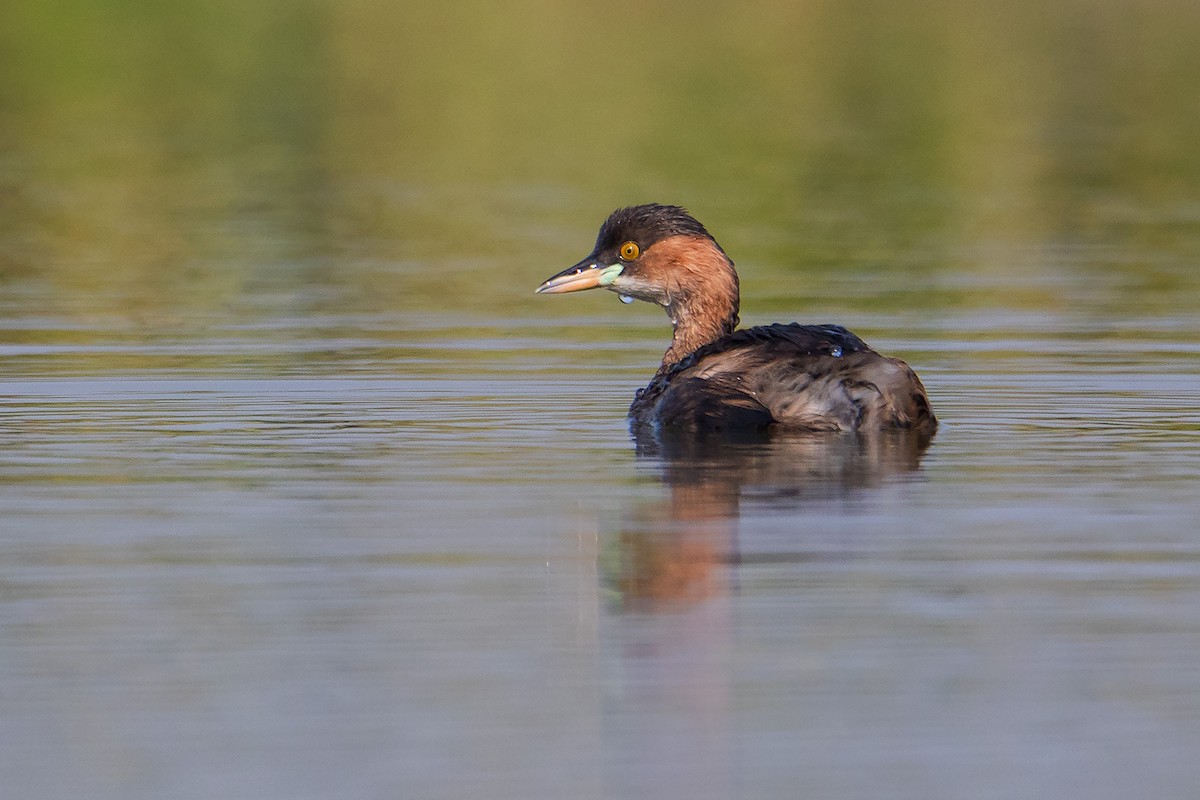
[536,204,736,306]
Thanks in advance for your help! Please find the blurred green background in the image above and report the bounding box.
[2,0,1198,353]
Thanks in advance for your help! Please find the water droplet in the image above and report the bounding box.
[619,294,634,304]
[830,345,843,357]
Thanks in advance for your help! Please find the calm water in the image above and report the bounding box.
[3,2,1200,798]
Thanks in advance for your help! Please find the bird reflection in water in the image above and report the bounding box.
[595,428,933,798]
[605,427,934,611]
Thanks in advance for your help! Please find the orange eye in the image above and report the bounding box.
[619,241,640,260]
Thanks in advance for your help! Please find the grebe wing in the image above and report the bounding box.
[634,324,934,432]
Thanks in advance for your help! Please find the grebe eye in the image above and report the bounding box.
[619,241,640,260]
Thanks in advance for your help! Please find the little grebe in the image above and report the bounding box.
[536,204,936,433]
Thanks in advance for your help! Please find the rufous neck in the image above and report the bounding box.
[662,286,739,368]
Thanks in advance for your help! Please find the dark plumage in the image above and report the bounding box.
[537,205,936,434]
[595,204,721,253]
[630,323,933,431]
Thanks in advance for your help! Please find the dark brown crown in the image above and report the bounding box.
[594,204,722,253]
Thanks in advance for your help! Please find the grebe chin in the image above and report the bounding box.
[536,204,936,433]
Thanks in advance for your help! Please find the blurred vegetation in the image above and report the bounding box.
[1,0,1198,361]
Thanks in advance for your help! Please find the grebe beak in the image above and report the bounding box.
[535,258,623,294]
